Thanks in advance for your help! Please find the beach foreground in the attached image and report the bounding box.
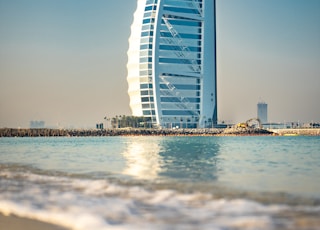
[1,135,319,230]
[0,213,68,230]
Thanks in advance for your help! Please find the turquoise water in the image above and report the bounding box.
[0,136,320,229]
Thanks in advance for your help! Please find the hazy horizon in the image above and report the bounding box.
[1,0,319,128]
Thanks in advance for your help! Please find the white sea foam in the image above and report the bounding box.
[1,169,320,230]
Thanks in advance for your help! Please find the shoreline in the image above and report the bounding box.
[0,127,319,137]
[0,213,68,230]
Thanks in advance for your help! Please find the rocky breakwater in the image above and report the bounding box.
[220,127,274,136]
[0,127,275,137]
[0,128,69,137]
[0,128,223,137]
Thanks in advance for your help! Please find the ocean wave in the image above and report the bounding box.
[1,166,320,230]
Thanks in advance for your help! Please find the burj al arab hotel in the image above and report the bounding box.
[127,0,217,128]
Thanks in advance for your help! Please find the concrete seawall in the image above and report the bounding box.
[271,128,320,136]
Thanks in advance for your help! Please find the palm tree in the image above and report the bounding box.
[104,116,108,129]
[122,115,127,128]
[112,117,117,129]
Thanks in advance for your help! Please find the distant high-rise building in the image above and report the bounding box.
[257,102,268,124]
[30,120,45,128]
[127,0,217,128]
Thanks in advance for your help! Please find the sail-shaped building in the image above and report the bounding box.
[127,0,217,128]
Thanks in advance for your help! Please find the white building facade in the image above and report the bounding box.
[127,0,217,128]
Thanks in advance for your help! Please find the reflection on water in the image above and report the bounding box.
[121,137,163,179]
[159,137,220,181]
[121,137,221,182]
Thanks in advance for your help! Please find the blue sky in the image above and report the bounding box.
[0,0,319,128]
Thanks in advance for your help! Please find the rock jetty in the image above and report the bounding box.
[0,127,276,137]
[1,127,319,137]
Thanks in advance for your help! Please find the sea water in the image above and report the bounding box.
[0,136,319,230]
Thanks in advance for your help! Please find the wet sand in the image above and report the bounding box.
[0,213,68,230]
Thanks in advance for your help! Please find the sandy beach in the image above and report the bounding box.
[0,213,68,230]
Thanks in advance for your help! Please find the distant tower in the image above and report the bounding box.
[257,102,268,124]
